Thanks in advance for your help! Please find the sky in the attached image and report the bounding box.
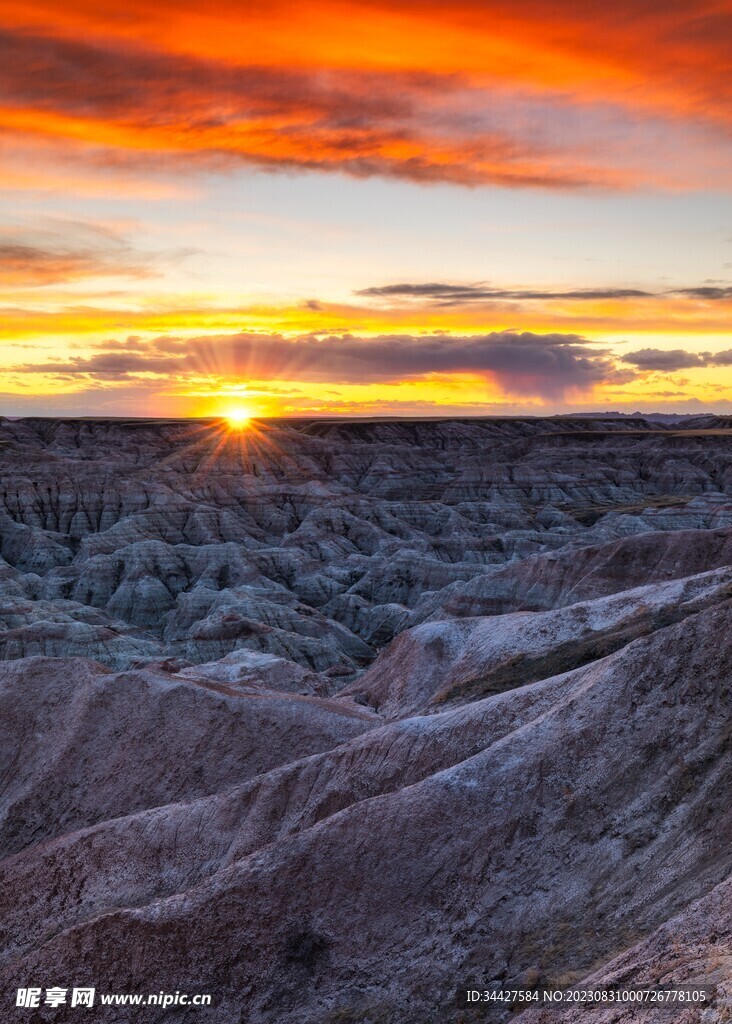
[2,0,732,418]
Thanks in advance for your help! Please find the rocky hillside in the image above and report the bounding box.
[1,415,731,1022]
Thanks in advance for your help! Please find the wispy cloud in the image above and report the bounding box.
[359,280,732,306]
[358,282,654,305]
[0,219,183,286]
[673,287,732,300]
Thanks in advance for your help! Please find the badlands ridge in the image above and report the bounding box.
[0,415,731,1022]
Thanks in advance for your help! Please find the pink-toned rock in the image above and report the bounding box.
[1,602,731,1022]
[0,656,376,859]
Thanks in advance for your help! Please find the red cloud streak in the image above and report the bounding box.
[0,0,731,189]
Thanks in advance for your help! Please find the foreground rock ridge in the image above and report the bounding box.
[1,414,731,1022]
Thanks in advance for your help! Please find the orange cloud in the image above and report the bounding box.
[0,2,730,191]
[4,0,728,114]
[0,31,634,190]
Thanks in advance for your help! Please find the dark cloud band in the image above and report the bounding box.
[17,329,625,399]
[621,348,732,371]
[358,281,732,306]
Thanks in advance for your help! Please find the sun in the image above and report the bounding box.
[224,407,252,430]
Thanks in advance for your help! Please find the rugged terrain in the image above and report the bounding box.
[1,414,731,1022]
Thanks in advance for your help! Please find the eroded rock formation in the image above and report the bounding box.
[1,415,730,1022]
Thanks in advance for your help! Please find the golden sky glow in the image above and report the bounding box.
[1,0,731,416]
